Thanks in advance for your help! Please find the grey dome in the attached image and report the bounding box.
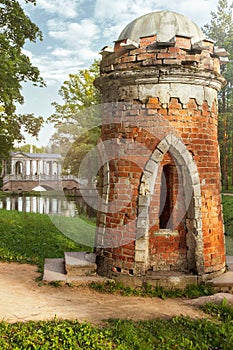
[118,11,205,44]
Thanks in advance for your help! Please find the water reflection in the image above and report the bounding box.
[0,195,96,218]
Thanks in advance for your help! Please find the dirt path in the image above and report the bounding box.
[0,262,223,324]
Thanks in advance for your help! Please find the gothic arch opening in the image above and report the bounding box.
[136,134,203,274]
[159,164,176,230]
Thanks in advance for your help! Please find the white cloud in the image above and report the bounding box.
[28,47,98,87]
[23,0,221,91]
[95,0,129,20]
[48,19,100,47]
[94,0,218,23]
[94,0,164,41]
[36,16,100,85]
[168,0,219,27]
[51,48,74,58]
[18,0,222,146]
[36,0,78,18]
[94,0,164,21]
[47,19,68,32]
[94,0,219,41]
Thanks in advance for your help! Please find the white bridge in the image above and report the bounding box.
[2,152,82,193]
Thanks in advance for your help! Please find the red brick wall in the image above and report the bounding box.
[95,33,226,278]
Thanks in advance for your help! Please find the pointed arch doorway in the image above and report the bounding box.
[135,134,204,275]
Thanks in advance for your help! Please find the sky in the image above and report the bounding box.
[17,0,219,147]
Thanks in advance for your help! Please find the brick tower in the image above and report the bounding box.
[94,11,227,286]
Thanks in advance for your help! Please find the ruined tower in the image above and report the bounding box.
[94,11,227,286]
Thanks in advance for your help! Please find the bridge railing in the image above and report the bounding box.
[3,174,81,184]
[61,175,81,183]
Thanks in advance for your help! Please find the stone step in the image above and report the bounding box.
[145,271,198,288]
[210,271,233,293]
[43,256,104,285]
[43,258,67,283]
[64,251,97,276]
[209,258,233,293]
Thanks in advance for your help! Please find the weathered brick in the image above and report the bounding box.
[139,35,157,47]
[175,36,192,50]
[94,12,226,281]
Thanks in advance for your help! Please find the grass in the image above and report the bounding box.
[0,209,94,272]
[222,184,233,193]
[90,280,215,299]
[222,194,233,237]
[106,315,233,350]
[0,195,231,274]
[0,319,113,350]
[1,303,233,349]
[48,214,96,247]
[222,195,233,255]
[201,298,233,322]
[0,196,232,348]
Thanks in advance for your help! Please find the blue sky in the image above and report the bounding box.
[17,0,219,147]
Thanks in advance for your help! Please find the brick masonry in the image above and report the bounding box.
[94,16,227,282]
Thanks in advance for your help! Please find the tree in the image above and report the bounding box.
[48,60,101,180]
[0,0,45,173]
[203,0,233,189]
[14,144,45,153]
[62,127,100,182]
[49,60,100,129]
[0,0,44,114]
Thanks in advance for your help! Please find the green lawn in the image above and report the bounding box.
[0,197,232,348]
[222,194,233,255]
[0,302,233,349]
[0,195,232,270]
[0,209,94,272]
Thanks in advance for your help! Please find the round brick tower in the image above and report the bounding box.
[94,11,227,286]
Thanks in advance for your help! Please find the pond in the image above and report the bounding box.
[0,195,96,218]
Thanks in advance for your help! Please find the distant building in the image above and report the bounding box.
[8,151,63,177]
[1,152,80,192]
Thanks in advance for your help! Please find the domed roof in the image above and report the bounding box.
[118,11,205,44]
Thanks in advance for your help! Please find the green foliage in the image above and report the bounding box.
[203,0,233,189]
[107,316,233,350]
[0,115,44,159]
[90,280,214,299]
[48,60,100,138]
[222,195,233,237]
[62,126,101,180]
[202,0,233,102]
[47,60,101,177]
[49,60,100,123]
[201,298,233,324]
[0,319,113,349]
[0,209,92,272]
[14,143,46,153]
[3,304,233,349]
[222,194,233,255]
[0,0,45,163]
[225,235,233,255]
[0,0,44,114]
